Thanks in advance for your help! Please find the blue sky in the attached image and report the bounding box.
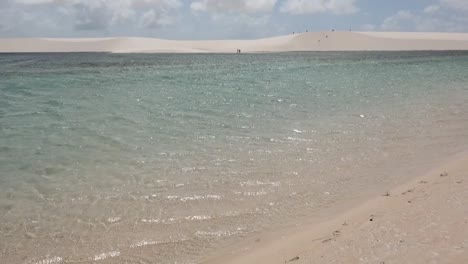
[1,0,467,39]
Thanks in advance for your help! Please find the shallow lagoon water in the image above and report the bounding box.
[1,52,468,263]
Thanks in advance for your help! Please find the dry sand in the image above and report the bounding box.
[202,152,468,264]
[2,31,468,53]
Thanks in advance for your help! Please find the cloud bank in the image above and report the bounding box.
[376,0,468,32]
[0,0,467,38]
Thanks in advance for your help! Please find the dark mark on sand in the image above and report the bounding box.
[402,188,415,195]
[286,256,300,262]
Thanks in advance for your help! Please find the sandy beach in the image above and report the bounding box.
[2,31,468,53]
[203,152,468,264]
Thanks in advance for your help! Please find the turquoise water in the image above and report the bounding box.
[1,52,468,263]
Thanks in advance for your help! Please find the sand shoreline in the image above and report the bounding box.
[2,31,468,53]
[202,151,468,264]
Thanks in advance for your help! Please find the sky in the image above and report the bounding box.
[0,0,468,39]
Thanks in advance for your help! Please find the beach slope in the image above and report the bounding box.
[203,153,468,264]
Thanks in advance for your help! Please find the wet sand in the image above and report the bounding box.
[203,152,468,264]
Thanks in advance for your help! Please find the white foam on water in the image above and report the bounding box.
[240,181,281,187]
[206,195,221,199]
[179,195,221,202]
[181,167,195,172]
[287,137,316,142]
[70,196,88,202]
[195,230,234,238]
[141,218,176,224]
[141,215,212,224]
[195,228,247,238]
[130,240,158,248]
[141,218,161,223]
[186,215,212,220]
[93,251,120,261]
[156,179,168,183]
[106,217,121,223]
[141,194,158,200]
[32,256,63,264]
[198,135,216,139]
[234,191,268,196]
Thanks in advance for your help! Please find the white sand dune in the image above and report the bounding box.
[2,31,468,53]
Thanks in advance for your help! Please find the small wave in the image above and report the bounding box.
[166,194,222,202]
[31,256,63,264]
[239,181,281,187]
[195,228,246,238]
[106,217,121,223]
[185,215,212,221]
[141,215,212,224]
[287,137,316,142]
[234,191,267,196]
[141,194,158,200]
[180,195,221,202]
[130,240,158,248]
[197,135,216,139]
[93,251,120,261]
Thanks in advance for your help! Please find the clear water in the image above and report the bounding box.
[1,52,468,264]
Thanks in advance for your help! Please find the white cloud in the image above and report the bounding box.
[381,10,414,31]
[72,1,111,30]
[188,0,279,39]
[1,0,467,38]
[190,0,277,13]
[141,8,177,28]
[423,5,440,14]
[280,0,359,15]
[70,0,182,30]
[378,0,468,33]
[380,7,468,33]
[0,0,182,33]
[360,23,376,31]
[201,13,276,39]
[15,0,56,4]
[440,0,468,11]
